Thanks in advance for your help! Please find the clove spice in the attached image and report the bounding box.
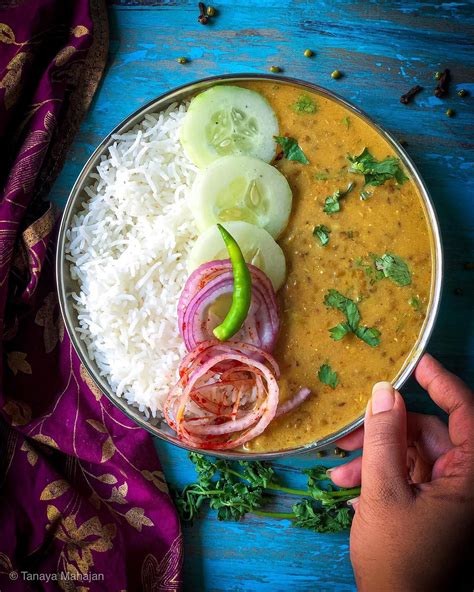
[434,68,450,98]
[198,2,209,24]
[400,85,423,104]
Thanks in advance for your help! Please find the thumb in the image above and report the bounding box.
[361,381,412,504]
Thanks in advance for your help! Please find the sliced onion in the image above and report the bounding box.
[177,259,279,353]
[164,342,280,450]
[275,387,311,418]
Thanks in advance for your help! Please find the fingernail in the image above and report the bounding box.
[371,382,394,414]
[325,469,334,479]
[347,496,360,507]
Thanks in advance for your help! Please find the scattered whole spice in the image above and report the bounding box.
[446,108,455,117]
[177,57,188,64]
[434,71,442,80]
[270,65,281,73]
[457,89,468,97]
[206,5,216,16]
[304,49,314,58]
[434,68,450,98]
[331,70,342,79]
[316,450,327,458]
[198,2,209,24]
[400,84,423,104]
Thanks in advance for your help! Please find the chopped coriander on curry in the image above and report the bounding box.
[356,253,411,287]
[324,289,381,347]
[329,323,352,341]
[323,182,354,214]
[342,116,351,128]
[324,289,361,328]
[274,136,309,164]
[374,253,412,286]
[354,326,382,347]
[293,94,317,114]
[315,172,330,181]
[355,256,384,284]
[313,225,331,246]
[318,363,338,388]
[409,296,423,312]
[348,148,408,196]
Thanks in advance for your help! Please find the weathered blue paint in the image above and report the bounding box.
[49,1,473,590]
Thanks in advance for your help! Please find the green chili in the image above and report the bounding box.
[213,224,252,341]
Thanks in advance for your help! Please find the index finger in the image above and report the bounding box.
[333,425,364,451]
[415,354,474,447]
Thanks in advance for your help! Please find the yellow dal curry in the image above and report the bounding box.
[238,81,432,452]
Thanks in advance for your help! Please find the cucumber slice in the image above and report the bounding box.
[190,155,292,239]
[180,86,279,168]
[187,221,286,291]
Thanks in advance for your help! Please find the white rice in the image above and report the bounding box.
[65,102,199,417]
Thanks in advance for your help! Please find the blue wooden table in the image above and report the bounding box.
[49,1,474,590]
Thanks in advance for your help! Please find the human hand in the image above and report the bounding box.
[329,354,474,592]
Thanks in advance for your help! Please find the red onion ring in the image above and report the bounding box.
[178,260,279,353]
[275,387,312,418]
[163,342,280,450]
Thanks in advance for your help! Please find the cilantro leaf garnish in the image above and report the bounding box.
[324,289,381,347]
[293,94,317,114]
[354,326,382,347]
[323,182,354,214]
[314,172,330,181]
[374,253,412,286]
[356,253,411,287]
[344,300,362,330]
[329,323,352,341]
[313,224,331,246]
[324,289,361,329]
[409,296,422,312]
[355,256,384,284]
[274,136,309,164]
[318,363,339,388]
[324,289,351,310]
[348,148,408,197]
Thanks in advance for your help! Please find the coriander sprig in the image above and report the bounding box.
[172,454,360,534]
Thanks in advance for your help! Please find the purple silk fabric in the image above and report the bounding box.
[0,2,182,590]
